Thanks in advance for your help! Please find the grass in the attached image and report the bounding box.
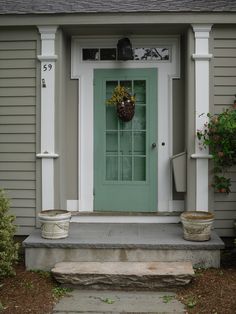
[52,286,73,299]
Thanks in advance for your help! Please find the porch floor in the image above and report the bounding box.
[23,223,224,270]
[24,223,224,249]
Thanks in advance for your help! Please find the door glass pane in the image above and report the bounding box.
[82,49,99,61]
[106,81,118,99]
[106,131,118,153]
[120,119,132,130]
[106,156,118,180]
[120,131,132,155]
[133,106,146,130]
[106,106,117,130]
[134,157,146,181]
[100,48,116,60]
[120,156,132,181]
[134,131,146,155]
[120,80,132,92]
[134,80,146,104]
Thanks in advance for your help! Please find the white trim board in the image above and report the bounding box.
[71,35,180,213]
[37,26,58,210]
[71,216,181,224]
[191,24,212,211]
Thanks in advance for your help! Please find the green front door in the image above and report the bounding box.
[94,68,157,212]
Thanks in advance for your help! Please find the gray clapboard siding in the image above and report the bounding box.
[214,67,236,77]
[213,26,236,237]
[214,58,236,67]
[0,124,35,133]
[15,217,36,226]
[214,220,235,229]
[0,34,37,235]
[0,68,36,78]
[215,77,236,86]
[0,115,36,124]
[0,143,35,152]
[0,59,36,69]
[0,134,36,143]
[7,189,36,199]
[0,87,35,97]
[0,41,36,50]
[0,180,36,189]
[0,106,36,115]
[0,96,35,106]
[214,105,232,114]
[215,201,236,211]
[0,153,35,162]
[214,48,236,58]
[214,95,234,104]
[11,198,36,208]
[0,162,35,171]
[0,50,36,59]
[10,207,35,217]
[214,229,235,237]
[16,227,35,236]
[214,86,236,96]
[214,39,236,48]
[0,172,35,180]
[214,193,236,202]
[0,78,36,87]
[215,211,236,220]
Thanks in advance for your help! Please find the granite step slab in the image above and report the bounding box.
[52,261,194,289]
[52,290,186,313]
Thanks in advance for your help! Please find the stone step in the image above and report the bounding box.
[52,261,194,289]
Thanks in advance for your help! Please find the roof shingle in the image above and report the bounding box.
[0,0,236,15]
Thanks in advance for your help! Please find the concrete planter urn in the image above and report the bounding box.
[180,211,214,242]
[38,209,71,239]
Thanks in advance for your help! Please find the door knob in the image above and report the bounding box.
[152,143,156,148]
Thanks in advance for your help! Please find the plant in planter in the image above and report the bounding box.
[107,85,136,122]
[181,99,236,242]
[197,99,236,193]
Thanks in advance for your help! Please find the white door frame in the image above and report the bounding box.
[70,35,181,213]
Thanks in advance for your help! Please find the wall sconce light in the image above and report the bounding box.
[117,37,133,61]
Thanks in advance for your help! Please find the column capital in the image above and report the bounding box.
[37,26,58,36]
[191,24,213,37]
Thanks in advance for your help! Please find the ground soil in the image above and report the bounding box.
[0,246,236,313]
[0,260,57,314]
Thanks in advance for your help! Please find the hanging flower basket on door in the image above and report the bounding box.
[107,85,136,122]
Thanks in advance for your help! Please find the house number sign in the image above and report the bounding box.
[43,63,53,71]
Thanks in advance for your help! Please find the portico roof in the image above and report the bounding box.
[0,0,236,15]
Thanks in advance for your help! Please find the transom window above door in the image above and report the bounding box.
[82,47,170,61]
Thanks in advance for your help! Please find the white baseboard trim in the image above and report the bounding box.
[67,200,79,212]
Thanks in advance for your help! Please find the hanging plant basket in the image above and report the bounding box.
[107,85,136,122]
[117,99,135,122]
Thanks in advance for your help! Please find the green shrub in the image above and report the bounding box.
[197,103,236,193]
[0,189,18,278]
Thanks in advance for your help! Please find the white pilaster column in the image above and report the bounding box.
[191,24,213,211]
[37,26,59,210]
